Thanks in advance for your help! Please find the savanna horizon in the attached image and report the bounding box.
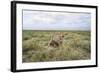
[22,30,91,63]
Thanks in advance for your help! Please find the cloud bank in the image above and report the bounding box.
[23,10,91,31]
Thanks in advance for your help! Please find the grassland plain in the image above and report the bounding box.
[22,30,91,62]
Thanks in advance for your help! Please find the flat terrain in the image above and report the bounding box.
[22,30,91,62]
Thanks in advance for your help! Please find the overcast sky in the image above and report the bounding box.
[23,10,91,31]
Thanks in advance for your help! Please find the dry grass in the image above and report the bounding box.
[22,30,91,62]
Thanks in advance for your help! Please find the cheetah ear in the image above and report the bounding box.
[60,32,65,36]
[56,32,61,35]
